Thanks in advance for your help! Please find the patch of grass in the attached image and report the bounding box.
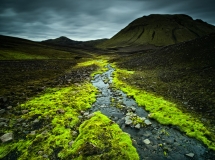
[0,81,98,159]
[112,64,215,151]
[58,111,139,160]
[75,57,109,76]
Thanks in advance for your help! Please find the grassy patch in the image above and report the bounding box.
[58,111,139,159]
[112,64,215,151]
[0,82,98,159]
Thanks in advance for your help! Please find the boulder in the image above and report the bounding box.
[0,132,13,143]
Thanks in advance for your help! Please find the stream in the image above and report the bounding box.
[89,64,215,160]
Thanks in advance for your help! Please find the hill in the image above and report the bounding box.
[98,14,215,49]
[0,35,92,60]
[42,36,108,48]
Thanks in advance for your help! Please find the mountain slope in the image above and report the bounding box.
[111,33,215,127]
[98,14,215,48]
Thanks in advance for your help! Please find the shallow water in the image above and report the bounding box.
[90,64,215,160]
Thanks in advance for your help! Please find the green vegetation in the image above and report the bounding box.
[0,81,98,159]
[75,57,109,76]
[58,111,139,160]
[0,59,139,159]
[112,64,215,150]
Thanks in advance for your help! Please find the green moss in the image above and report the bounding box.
[58,111,139,160]
[0,81,98,159]
[112,64,215,151]
[75,58,109,77]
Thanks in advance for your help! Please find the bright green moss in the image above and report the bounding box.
[75,58,109,77]
[58,111,139,160]
[0,82,98,159]
[112,64,215,151]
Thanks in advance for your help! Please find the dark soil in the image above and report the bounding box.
[0,59,98,110]
[109,33,215,131]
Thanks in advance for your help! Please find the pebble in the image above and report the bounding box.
[186,153,194,157]
[87,113,95,119]
[83,112,89,116]
[0,109,6,114]
[0,132,13,143]
[145,119,152,125]
[0,118,8,122]
[7,106,12,109]
[135,124,141,129]
[29,131,36,136]
[143,139,151,145]
[69,141,74,146]
[33,119,39,123]
[57,109,65,114]
[0,122,7,127]
[125,119,133,125]
[22,110,29,114]
[38,151,43,155]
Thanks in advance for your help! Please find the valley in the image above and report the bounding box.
[0,14,215,160]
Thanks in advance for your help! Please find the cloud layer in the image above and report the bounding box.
[0,0,215,41]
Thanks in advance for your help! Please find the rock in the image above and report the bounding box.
[186,153,194,157]
[57,109,65,114]
[135,124,140,129]
[0,132,13,143]
[126,112,132,116]
[80,110,85,114]
[38,151,43,155]
[22,110,29,114]
[131,107,136,112]
[17,118,24,122]
[0,118,7,122]
[78,116,83,119]
[33,119,39,123]
[87,113,95,119]
[145,119,152,125]
[0,109,6,114]
[125,119,133,125]
[0,122,7,127]
[43,154,49,158]
[72,131,78,136]
[143,139,151,145]
[7,106,12,109]
[83,112,89,116]
[183,102,188,105]
[68,141,74,146]
[125,116,131,121]
[140,117,146,121]
[29,131,36,136]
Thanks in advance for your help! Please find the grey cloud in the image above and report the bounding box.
[0,0,214,41]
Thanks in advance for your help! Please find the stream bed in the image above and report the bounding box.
[89,64,215,160]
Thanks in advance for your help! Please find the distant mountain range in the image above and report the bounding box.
[97,14,215,49]
[42,36,108,48]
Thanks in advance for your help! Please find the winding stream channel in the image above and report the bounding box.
[89,64,215,160]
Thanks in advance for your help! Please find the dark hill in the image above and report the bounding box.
[0,35,91,60]
[42,36,108,48]
[42,36,80,46]
[98,14,215,48]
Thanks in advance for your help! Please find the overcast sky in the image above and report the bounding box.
[0,0,215,41]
